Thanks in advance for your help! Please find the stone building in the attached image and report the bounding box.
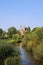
[19,26,26,36]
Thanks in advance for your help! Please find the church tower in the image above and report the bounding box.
[19,25,26,36]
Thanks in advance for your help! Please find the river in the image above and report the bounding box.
[19,46,43,65]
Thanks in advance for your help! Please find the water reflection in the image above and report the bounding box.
[19,46,43,65]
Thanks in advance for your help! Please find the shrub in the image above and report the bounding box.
[12,34,20,43]
[26,41,33,52]
[0,41,16,65]
[0,39,21,65]
[33,43,43,62]
[4,57,22,65]
[22,33,32,48]
[0,44,15,60]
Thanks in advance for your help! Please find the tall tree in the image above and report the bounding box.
[0,28,3,36]
[8,27,17,38]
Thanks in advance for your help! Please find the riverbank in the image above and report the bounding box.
[22,27,43,62]
[19,46,43,65]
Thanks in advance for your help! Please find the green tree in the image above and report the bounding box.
[32,27,43,41]
[27,26,31,31]
[13,34,21,43]
[8,27,17,38]
[33,43,43,62]
[0,28,3,36]
[32,27,38,32]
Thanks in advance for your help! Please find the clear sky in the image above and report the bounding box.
[0,0,43,31]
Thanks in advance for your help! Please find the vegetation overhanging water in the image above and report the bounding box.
[0,26,43,65]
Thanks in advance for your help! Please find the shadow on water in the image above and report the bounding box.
[19,46,43,65]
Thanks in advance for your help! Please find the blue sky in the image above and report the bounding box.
[0,0,43,31]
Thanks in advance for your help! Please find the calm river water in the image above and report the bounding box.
[19,46,43,65]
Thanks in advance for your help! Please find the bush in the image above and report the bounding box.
[0,44,15,65]
[33,43,43,62]
[0,44,15,60]
[22,33,32,48]
[0,39,21,65]
[26,41,33,52]
[12,34,20,43]
[4,56,22,65]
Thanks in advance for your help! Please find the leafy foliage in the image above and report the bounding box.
[0,39,21,65]
[22,27,43,62]
[8,27,17,38]
[33,43,43,62]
